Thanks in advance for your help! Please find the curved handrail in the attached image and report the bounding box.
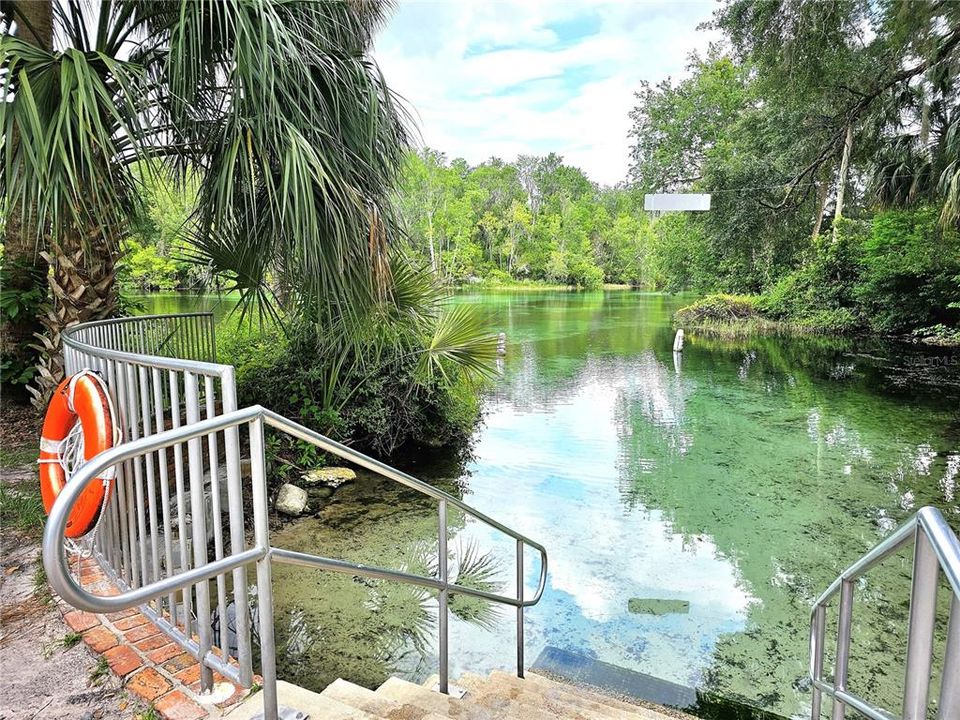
[62,312,229,376]
[43,405,548,614]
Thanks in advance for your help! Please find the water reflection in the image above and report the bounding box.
[142,290,959,718]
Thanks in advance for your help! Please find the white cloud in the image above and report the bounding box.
[374,1,721,185]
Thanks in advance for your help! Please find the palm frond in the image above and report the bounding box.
[417,304,500,384]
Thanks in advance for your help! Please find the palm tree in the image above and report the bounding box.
[2,0,468,403]
[0,0,52,391]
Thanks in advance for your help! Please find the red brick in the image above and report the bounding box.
[173,664,201,686]
[82,626,119,653]
[103,644,142,677]
[126,667,172,702]
[105,608,138,621]
[161,652,195,674]
[123,624,158,643]
[79,567,105,581]
[146,643,183,664]
[154,690,206,720]
[113,614,149,631]
[64,610,100,632]
[135,634,170,652]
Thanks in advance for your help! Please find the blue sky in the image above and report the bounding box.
[374,1,720,186]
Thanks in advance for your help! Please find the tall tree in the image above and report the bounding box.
[1,0,413,401]
[1,1,53,390]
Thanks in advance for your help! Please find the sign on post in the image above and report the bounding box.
[644,194,711,212]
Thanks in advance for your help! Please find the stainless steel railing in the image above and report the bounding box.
[51,313,548,720]
[809,507,960,720]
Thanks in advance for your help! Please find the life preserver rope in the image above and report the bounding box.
[39,370,121,541]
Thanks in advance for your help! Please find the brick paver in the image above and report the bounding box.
[154,690,207,720]
[104,644,144,677]
[64,610,100,632]
[54,560,253,720]
[127,667,173,702]
[82,625,119,653]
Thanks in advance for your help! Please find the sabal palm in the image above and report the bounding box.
[2,0,420,398]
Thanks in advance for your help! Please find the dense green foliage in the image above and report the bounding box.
[1,0,497,454]
[219,256,492,458]
[633,1,960,340]
[397,151,657,288]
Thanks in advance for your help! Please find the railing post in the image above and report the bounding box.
[809,604,826,720]
[437,499,449,695]
[831,579,854,720]
[516,538,524,679]
[939,595,960,720]
[221,367,253,687]
[249,416,279,720]
[903,529,940,720]
[185,371,215,692]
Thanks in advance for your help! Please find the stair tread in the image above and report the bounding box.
[322,678,429,720]
[228,679,380,720]
[469,671,651,720]
[458,672,601,720]
[523,672,692,720]
[376,677,492,719]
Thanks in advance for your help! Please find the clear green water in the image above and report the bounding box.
[136,290,959,718]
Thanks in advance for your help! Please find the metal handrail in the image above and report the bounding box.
[62,312,225,375]
[809,507,960,720]
[43,400,548,718]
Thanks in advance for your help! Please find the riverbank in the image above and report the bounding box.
[674,293,960,346]
[458,280,634,292]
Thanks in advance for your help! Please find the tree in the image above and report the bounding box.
[1,1,52,390]
[1,0,420,400]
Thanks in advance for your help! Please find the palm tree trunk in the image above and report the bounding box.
[2,1,53,391]
[29,228,119,407]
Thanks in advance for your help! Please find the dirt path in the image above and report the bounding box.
[1,399,147,720]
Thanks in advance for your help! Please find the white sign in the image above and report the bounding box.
[644,193,712,212]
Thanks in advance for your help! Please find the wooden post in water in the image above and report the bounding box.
[673,329,684,352]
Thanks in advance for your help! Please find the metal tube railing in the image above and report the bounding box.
[809,507,960,720]
[52,313,549,720]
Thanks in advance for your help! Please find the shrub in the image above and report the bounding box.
[675,293,760,325]
[225,323,481,460]
[854,207,960,334]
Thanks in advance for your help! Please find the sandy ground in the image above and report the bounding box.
[0,398,146,720]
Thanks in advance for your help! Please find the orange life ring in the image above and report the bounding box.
[39,371,120,539]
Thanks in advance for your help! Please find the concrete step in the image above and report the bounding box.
[227,679,379,719]
[483,670,649,719]
[375,677,492,719]
[457,671,592,720]
[523,672,688,720]
[322,677,429,720]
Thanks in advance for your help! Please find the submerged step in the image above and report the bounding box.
[531,647,788,720]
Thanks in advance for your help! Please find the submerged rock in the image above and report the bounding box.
[301,467,357,488]
[275,483,309,516]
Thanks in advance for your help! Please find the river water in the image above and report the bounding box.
[136,290,959,719]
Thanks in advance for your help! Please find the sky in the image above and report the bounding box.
[374,1,721,187]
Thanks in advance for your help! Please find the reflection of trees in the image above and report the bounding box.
[615,336,959,716]
[269,474,508,692]
[484,291,678,413]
